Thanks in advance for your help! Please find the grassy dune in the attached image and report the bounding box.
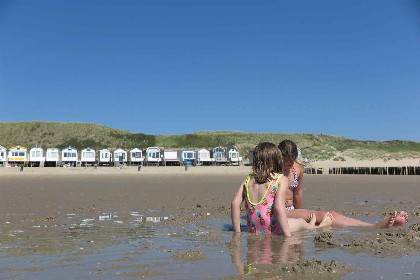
[0,122,419,160]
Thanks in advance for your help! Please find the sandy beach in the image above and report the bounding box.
[0,166,419,279]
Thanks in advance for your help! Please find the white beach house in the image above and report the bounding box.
[29,146,45,167]
[0,145,7,166]
[8,146,28,166]
[81,148,96,166]
[196,148,213,165]
[177,149,196,165]
[129,148,144,166]
[99,149,112,166]
[61,146,78,166]
[227,147,241,165]
[114,148,127,164]
[163,149,179,166]
[45,148,60,167]
[211,146,227,165]
[145,147,161,166]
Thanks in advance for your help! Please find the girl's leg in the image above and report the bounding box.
[287,218,316,233]
[287,208,407,228]
[287,209,374,227]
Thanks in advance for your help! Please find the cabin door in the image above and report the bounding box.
[119,155,124,162]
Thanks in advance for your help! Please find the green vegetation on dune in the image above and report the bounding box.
[0,122,156,151]
[0,122,419,160]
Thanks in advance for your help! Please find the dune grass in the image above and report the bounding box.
[0,122,419,160]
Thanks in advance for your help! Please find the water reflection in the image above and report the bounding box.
[229,233,304,275]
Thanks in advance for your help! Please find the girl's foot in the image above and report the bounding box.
[385,211,397,228]
[307,213,316,226]
[393,211,409,227]
[319,212,333,227]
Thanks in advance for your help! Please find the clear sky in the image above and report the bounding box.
[1,1,419,141]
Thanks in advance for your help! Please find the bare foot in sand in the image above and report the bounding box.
[385,211,397,228]
[319,212,333,227]
[307,213,316,226]
[393,211,409,227]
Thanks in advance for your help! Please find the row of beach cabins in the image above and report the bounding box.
[0,145,242,167]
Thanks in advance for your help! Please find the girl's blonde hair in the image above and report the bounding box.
[252,142,282,184]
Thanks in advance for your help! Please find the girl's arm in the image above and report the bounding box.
[231,182,245,232]
[274,177,292,237]
[293,164,303,209]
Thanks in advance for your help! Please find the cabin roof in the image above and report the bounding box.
[9,146,27,150]
[63,146,78,151]
[30,145,43,150]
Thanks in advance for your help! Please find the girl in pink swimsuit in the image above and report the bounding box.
[231,142,333,236]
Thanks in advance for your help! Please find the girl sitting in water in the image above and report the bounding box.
[279,139,408,228]
[231,142,333,236]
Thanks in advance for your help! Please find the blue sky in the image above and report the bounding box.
[1,1,419,141]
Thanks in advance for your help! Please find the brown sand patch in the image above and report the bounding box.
[98,263,153,271]
[222,258,352,280]
[119,270,170,278]
[173,250,207,261]
[8,266,52,272]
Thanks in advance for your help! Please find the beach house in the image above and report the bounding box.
[178,149,196,165]
[81,148,96,166]
[163,149,179,166]
[0,146,7,166]
[99,149,112,166]
[113,148,127,165]
[29,146,45,167]
[211,146,227,165]
[196,148,213,165]
[227,147,241,165]
[145,147,161,166]
[45,148,60,167]
[129,148,144,166]
[7,146,28,166]
[61,146,78,167]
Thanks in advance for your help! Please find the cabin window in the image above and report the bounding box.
[50,152,58,158]
[83,152,94,158]
[199,152,208,159]
[102,153,108,159]
[231,153,237,158]
[133,152,141,158]
[148,152,160,158]
[1,152,3,157]
[64,152,77,158]
[184,152,194,159]
[32,151,42,157]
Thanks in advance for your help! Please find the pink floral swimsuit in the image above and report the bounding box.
[243,174,283,234]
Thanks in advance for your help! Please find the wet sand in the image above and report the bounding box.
[0,167,419,279]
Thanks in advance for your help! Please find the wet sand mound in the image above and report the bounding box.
[342,223,420,257]
[313,224,420,258]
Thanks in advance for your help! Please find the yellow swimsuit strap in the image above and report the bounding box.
[246,173,282,206]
